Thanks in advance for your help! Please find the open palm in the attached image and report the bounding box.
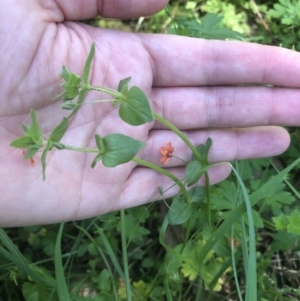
[1,0,300,226]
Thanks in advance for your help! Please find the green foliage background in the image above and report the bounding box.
[2,1,300,301]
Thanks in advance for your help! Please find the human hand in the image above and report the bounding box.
[1,0,300,227]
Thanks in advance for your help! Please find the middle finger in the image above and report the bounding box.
[151,86,300,129]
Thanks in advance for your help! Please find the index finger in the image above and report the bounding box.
[140,34,300,87]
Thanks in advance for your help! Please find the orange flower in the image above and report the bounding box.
[29,157,35,167]
[160,142,174,165]
[20,150,35,167]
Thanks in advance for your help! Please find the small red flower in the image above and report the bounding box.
[29,157,35,167]
[160,142,174,165]
[20,150,35,167]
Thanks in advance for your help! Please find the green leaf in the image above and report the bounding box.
[287,210,300,235]
[67,89,89,119]
[119,86,153,126]
[213,235,231,257]
[49,118,68,143]
[194,138,212,162]
[10,136,35,149]
[167,196,192,225]
[22,124,31,136]
[188,187,206,203]
[163,249,182,276]
[60,65,71,81]
[116,213,150,244]
[172,14,244,40]
[98,269,111,292]
[101,134,145,167]
[83,43,95,84]
[211,181,237,211]
[60,66,81,101]
[271,231,299,251]
[185,160,204,187]
[30,110,43,145]
[118,77,131,94]
[273,214,288,231]
[23,146,40,159]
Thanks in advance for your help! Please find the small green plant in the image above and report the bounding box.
[3,3,300,301]
[8,42,227,298]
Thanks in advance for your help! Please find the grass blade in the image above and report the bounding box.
[0,246,56,287]
[231,164,257,301]
[121,209,132,301]
[97,227,125,278]
[55,223,71,301]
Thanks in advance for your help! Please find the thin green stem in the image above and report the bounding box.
[62,145,99,153]
[86,99,117,104]
[132,157,190,204]
[172,155,187,164]
[204,172,212,231]
[121,209,132,301]
[153,112,203,162]
[88,85,123,98]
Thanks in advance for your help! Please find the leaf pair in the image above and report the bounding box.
[114,77,153,126]
[91,134,145,168]
[10,110,43,151]
[60,44,153,127]
[10,111,69,180]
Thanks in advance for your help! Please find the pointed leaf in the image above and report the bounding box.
[98,269,111,292]
[201,13,223,30]
[194,138,212,162]
[22,124,31,136]
[23,146,40,159]
[60,66,71,81]
[83,43,95,84]
[30,110,43,145]
[185,160,204,187]
[102,134,145,167]
[10,136,35,149]
[119,86,153,125]
[118,77,131,94]
[49,118,68,143]
[61,72,81,100]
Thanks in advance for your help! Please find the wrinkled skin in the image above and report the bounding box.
[1,0,300,226]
